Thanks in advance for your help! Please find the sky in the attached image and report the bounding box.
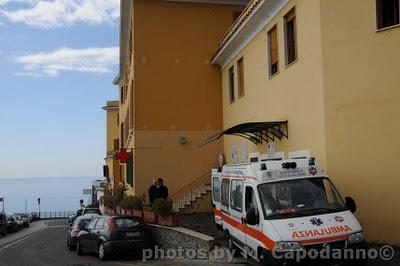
[0,0,120,178]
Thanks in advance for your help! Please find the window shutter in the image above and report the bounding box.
[270,27,278,65]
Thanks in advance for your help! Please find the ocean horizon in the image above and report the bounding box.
[0,176,99,214]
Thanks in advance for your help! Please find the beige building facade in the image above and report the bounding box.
[112,0,247,201]
[212,0,400,244]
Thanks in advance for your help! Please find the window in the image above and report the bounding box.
[377,0,399,29]
[87,218,98,230]
[120,122,124,147]
[221,179,230,208]
[120,86,124,103]
[113,139,119,151]
[237,58,244,98]
[213,176,221,203]
[95,217,106,229]
[285,8,297,65]
[230,179,243,212]
[268,25,279,76]
[228,66,235,103]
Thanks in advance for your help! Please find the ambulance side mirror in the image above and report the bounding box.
[245,208,259,226]
[345,197,357,213]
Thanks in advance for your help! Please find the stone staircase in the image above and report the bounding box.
[170,172,212,213]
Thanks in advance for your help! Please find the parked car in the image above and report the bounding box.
[0,214,7,236]
[70,209,83,224]
[76,215,154,260]
[15,214,30,228]
[82,208,101,216]
[12,215,25,230]
[6,215,19,233]
[67,213,100,251]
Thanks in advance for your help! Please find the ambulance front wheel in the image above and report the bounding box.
[258,248,283,266]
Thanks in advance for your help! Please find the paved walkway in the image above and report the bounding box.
[0,220,47,251]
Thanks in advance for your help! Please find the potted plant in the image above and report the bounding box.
[152,199,179,227]
[131,196,144,218]
[120,196,143,217]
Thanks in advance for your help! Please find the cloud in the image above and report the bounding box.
[1,0,119,29]
[15,46,119,77]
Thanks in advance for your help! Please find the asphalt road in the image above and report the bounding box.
[0,219,397,266]
[0,220,251,266]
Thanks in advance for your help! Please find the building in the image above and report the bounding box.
[102,100,120,189]
[112,1,248,202]
[208,0,400,244]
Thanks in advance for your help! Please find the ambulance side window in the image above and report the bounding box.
[245,186,258,212]
[213,176,221,203]
[230,180,243,212]
[221,179,230,208]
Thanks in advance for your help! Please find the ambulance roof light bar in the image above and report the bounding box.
[288,150,310,159]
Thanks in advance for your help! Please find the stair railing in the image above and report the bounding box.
[170,171,211,211]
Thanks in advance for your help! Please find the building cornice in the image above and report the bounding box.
[113,0,132,86]
[211,0,288,69]
[164,0,248,5]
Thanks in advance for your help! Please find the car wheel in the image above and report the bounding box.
[98,242,108,261]
[226,231,239,257]
[76,239,83,256]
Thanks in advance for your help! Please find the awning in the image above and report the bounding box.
[199,121,288,147]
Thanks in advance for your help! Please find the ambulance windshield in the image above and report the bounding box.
[258,177,347,219]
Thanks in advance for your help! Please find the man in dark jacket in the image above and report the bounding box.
[148,179,158,205]
[157,178,169,200]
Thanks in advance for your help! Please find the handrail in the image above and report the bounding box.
[169,171,210,199]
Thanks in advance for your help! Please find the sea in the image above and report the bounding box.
[0,176,97,214]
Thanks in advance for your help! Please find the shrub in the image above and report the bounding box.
[114,183,127,206]
[120,196,143,210]
[152,199,173,217]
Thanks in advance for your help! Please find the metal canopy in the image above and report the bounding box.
[199,121,288,147]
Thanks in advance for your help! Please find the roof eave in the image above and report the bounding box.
[212,0,288,68]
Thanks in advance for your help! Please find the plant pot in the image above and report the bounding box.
[157,214,179,227]
[132,210,143,218]
[143,211,157,224]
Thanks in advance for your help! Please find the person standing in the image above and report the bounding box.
[148,179,158,205]
[157,178,169,200]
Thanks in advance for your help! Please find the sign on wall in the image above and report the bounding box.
[231,144,238,164]
[241,141,248,163]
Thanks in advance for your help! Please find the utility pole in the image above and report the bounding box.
[37,198,41,219]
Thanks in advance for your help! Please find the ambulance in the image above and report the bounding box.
[211,151,366,264]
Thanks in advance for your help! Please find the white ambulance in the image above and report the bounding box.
[212,151,366,264]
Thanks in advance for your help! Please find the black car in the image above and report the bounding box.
[6,215,19,233]
[76,215,154,260]
[67,213,100,251]
[0,214,7,236]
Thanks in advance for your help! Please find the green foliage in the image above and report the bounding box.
[114,183,127,206]
[102,184,127,209]
[152,198,173,217]
[120,195,143,210]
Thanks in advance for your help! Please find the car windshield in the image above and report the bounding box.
[114,218,142,228]
[258,177,346,219]
[85,209,100,214]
